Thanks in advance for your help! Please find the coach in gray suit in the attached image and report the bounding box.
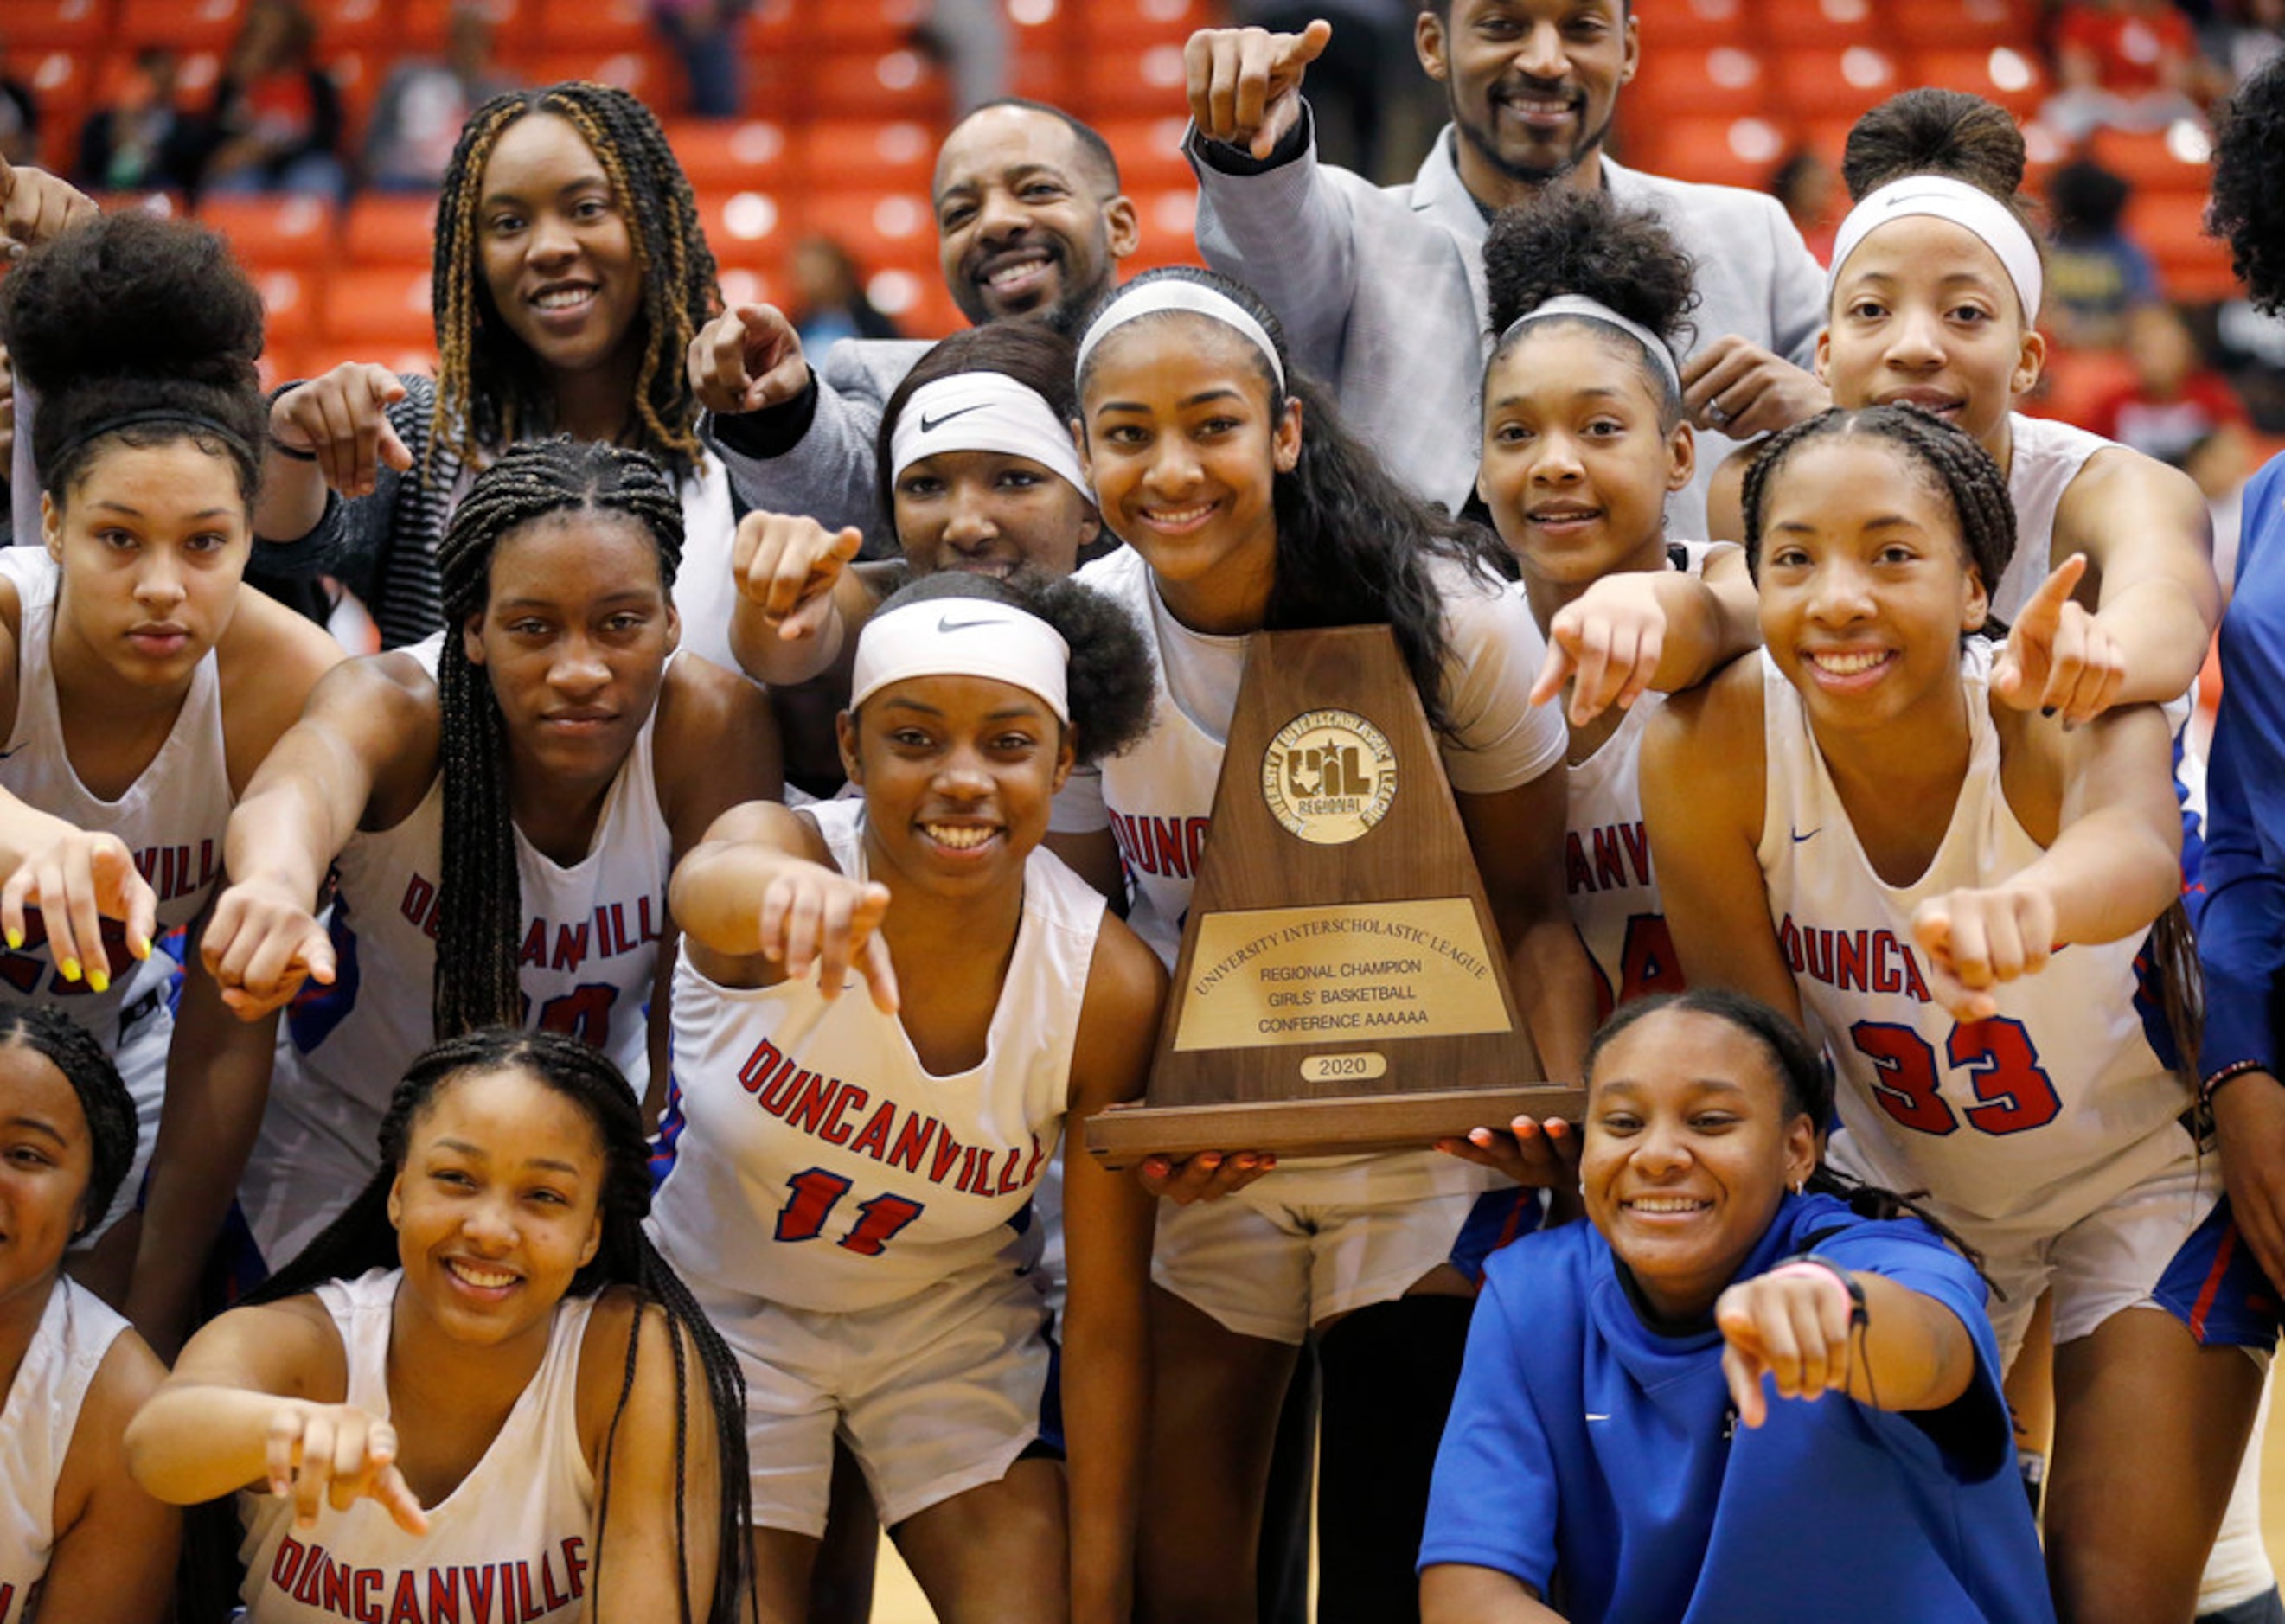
[1186,3,1829,538]
[688,99,1136,552]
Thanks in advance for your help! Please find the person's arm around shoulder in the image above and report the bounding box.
[40,1325,176,1623]
[202,649,440,1020]
[1529,545,1761,726]
[1639,658,1801,1019]
[1059,911,1165,1624]
[578,1291,721,1617]
[2034,445,2221,718]
[669,802,898,1012]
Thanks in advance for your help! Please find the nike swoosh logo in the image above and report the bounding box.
[1585,1413,1610,1423]
[938,614,1001,633]
[1790,827,1820,844]
[920,403,990,433]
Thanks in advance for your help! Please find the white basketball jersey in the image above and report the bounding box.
[0,1279,127,1624]
[1562,543,1722,1017]
[249,636,671,1256]
[0,547,230,1049]
[1757,639,2192,1228]
[238,1269,597,1623]
[1995,412,2109,625]
[651,797,1102,1313]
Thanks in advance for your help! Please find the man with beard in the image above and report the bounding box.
[690,98,1136,550]
[1184,2,1828,536]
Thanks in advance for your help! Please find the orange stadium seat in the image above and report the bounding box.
[21,47,88,169]
[1630,47,1769,120]
[1757,0,1895,51]
[1129,182,1202,270]
[531,0,650,51]
[1773,45,1901,120]
[1635,0,1752,51]
[1095,115,1196,190]
[2125,188,2239,303]
[667,118,790,193]
[798,48,948,120]
[320,264,435,348]
[305,0,391,52]
[343,192,441,266]
[1078,0,1213,48]
[861,263,960,340]
[251,265,319,349]
[2088,125,2216,196]
[790,118,936,189]
[117,0,244,52]
[796,187,938,271]
[512,47,671,103]
[297,341,438,380]
[1629,114,1789,191]
[0,0,109,53]
[1074,36,1187,119]
[401,0,522,53]
[199,194,336,269]
[1889,0,2038,51]
[697,187,793,274]
[1911,46,2047,119]
[1012,50,1065,101]
[801,0,925,52]
[1006,0,1075,50]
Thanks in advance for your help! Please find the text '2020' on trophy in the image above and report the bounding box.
[1084,624,1583,1169]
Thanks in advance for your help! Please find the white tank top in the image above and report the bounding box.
[270,634,671,1162]
[237,1269,598,1623]
[1563,543,1722,1018]
[1757,639,2191,1228]
[0,548,232,1049]
[1995,412,2109,625]
[650,797,1100,1312]
[0,1278,127,1623]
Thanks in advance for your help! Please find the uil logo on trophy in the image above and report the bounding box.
[1261,710,1397,846]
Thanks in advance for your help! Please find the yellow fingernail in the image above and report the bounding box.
[58,957,79,982]
[4,928,20,949]
[86,967,107,994]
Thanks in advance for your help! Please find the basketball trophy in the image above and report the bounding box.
[1085,624,1583,1168]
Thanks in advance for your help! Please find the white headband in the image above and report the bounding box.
[888,372,1090,497]
[1075,280,1285,390]
[849,598,1072,724]
[1828,175,2043,321]
[1496,294,1682,396]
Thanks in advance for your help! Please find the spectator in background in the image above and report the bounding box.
[74,48,197,193]
[2045,0,2212,137]
[2203,0,2285,88]
[190,0,347,201]
[0,42,36,169]
[2091,302,2257,579]
[360,2,515,193]
[2045,156,2162,348]
[1768,146,1842,264]
[919,0,1012,113]
[787,236,902,354]
[650,0,749,119]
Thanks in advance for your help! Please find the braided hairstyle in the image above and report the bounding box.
[1482,186,1699,427]
[2210,52,2285,313]
[860,568,1154,766]
[0,1006,136,1237]
[432,438,684,1038]
[1739,406,2016,603]
[252,1027,752,1624]
[1584,989,1988,1276]
[0,210,266,506]
[1076,266,1509,738]
[432,83,719,481]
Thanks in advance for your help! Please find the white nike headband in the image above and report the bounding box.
[888,372,1090,497]
[1828,174,2043,322]
[1075,279,1286,391]
[1496,294,1682,397]
[850,598,1072,724]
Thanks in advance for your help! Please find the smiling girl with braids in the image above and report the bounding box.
[127,1027,752,1623]
[1645,406,2260,1623]
[246,82,742,672]
[202,438,780,1271]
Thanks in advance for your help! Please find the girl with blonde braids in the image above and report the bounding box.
[247,82,741,671]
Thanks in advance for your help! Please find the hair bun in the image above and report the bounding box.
[1483,187,1698,347]
[1841,87,2027,205]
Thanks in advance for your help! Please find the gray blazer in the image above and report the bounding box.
[1189,116,1828,539]
[706,336,934,553]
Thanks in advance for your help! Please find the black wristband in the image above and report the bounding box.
[267,435,317,463]
[1773,1252,1869,1328]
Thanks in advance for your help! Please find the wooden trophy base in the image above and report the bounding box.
[1085,1083,1586,1168]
